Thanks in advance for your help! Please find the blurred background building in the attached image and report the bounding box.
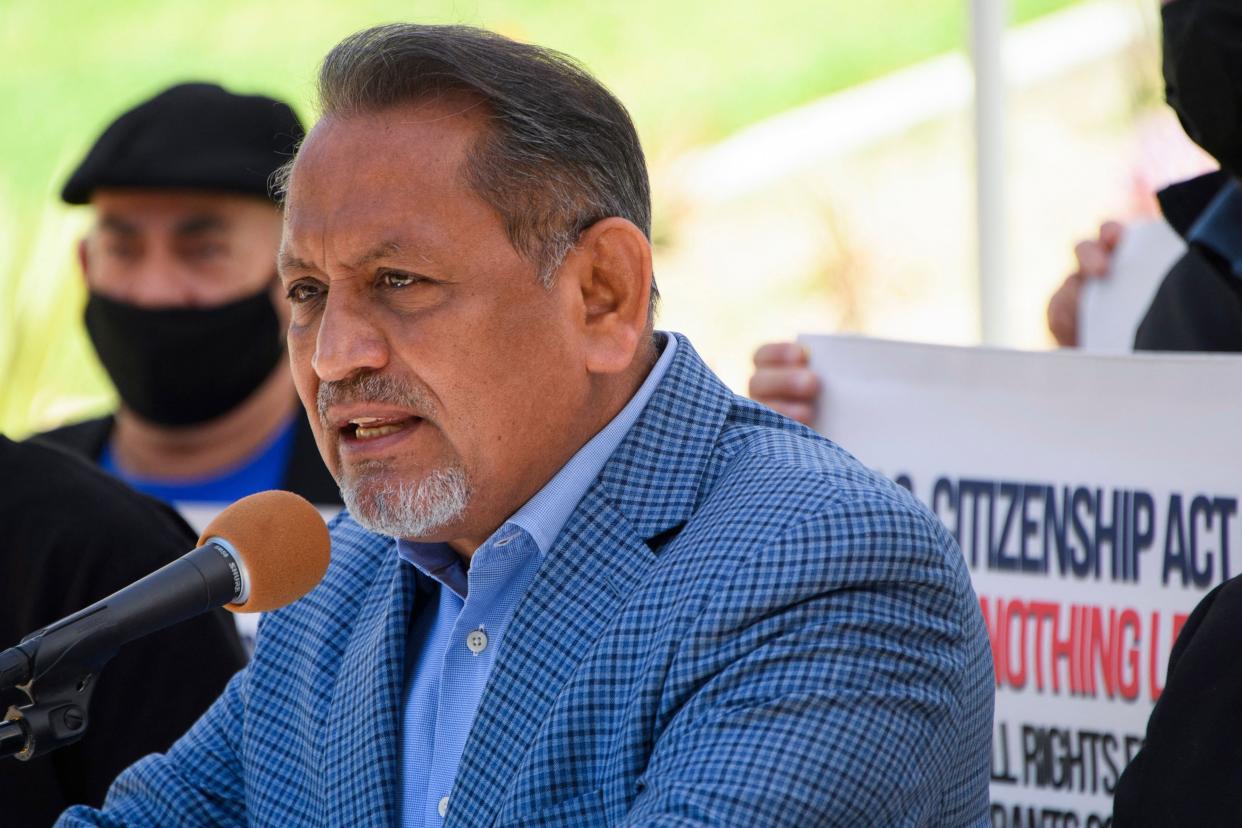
[0,0,1208,435]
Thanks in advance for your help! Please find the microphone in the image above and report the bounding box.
[0,490,330,760]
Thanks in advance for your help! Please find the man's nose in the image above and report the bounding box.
[124,251,198,306]
[312,292,389,382]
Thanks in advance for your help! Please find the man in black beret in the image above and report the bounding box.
[34,84,340,520]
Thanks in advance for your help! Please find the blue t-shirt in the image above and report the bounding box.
[100,419,297,506]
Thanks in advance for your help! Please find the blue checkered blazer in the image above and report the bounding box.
[60,335,992,827]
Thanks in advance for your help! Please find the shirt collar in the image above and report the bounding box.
[1187,177,1242,280]
[397,331,677,588]
[1157,169,1230,238]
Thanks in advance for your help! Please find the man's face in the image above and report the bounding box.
[83,190,283,309]
[280,98,593,552]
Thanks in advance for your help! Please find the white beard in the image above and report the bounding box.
[340,462,471,539]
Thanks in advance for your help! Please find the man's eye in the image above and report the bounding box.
[286,282,324,303]
[381,271,426,289]
[105,245,140,261]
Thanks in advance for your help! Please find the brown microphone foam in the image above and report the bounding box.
[197,490,331,613]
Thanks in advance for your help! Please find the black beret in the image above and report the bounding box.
[61,82,304,204]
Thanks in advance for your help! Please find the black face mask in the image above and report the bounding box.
[84,287,285,427]
[1163,0,1242,178]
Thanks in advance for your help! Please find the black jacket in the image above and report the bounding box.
[0,436,247,825]
[33,413,341,506]
[1134,170,1242,352]
[1112,577,1242,826]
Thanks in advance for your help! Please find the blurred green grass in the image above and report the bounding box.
[0,0,1077,437]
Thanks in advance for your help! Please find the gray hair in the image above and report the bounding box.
[281,23,657,310]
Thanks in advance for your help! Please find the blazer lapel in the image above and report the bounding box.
[446,335,736,827]
[321,546,420,825]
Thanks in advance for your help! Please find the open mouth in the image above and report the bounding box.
[339,416,423,442]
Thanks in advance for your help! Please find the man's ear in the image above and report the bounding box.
[76,238,90,282]
[567,217,653,376]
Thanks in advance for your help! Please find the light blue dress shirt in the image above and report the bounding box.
[397,333,677,826]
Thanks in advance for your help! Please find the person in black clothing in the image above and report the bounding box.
[33,83,339,509]
[1109,2,1242,823]
[0,435,246,825]
[1045,0,1242,355]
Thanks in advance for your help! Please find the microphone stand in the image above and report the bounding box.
[1,608,117,761]
[0,534,251,762]
[0,536,245,761]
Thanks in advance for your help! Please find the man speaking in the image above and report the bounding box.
[61,24,992,827]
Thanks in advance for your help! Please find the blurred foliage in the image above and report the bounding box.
[0,0,1077,437]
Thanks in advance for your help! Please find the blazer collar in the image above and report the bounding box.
[595,332,735,542]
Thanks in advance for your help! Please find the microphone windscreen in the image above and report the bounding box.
[197,490,330,613]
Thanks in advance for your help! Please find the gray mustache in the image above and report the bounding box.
[317,372,434,427]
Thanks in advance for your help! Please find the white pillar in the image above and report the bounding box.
[969,0,1009,345]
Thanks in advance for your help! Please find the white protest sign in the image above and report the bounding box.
[1079,219,1185,354]
[800,334,1242,827]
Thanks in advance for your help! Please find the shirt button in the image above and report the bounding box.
[466,628,488,655]
[438,795,450,817]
